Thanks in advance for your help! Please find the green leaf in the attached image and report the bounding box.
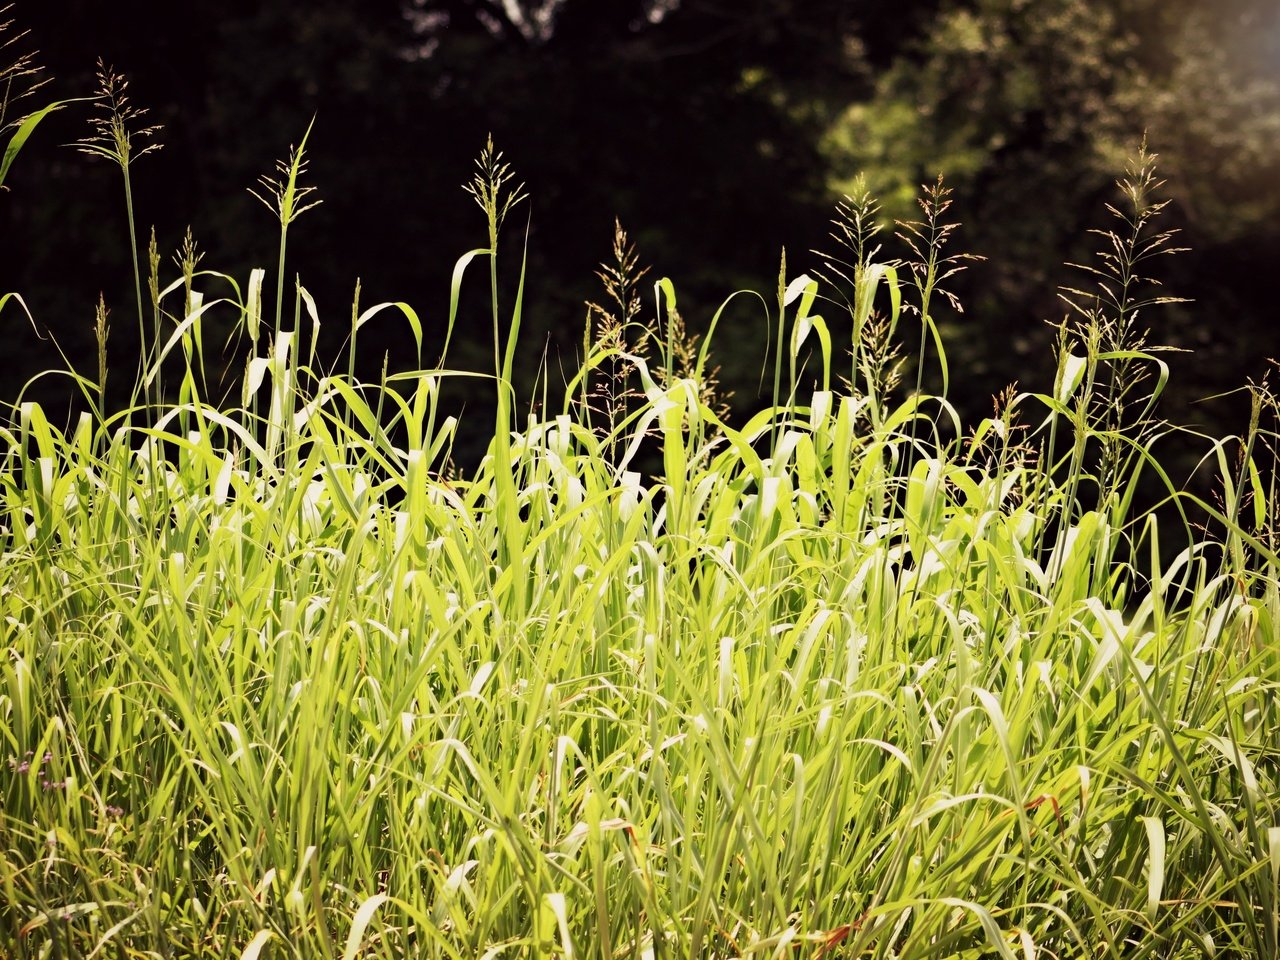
[355,301,424,363]
[1,98,94,190]
[1056,353,1088,404]
[440,247,490,365]
[239,930,275,960]
[1142,816,1165,922]
[343,893,391,960]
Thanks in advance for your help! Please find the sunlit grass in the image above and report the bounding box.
[1,113,1278,960]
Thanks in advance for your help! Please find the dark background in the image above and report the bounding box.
[3,0,1278,469]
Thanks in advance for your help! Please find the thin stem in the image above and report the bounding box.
[274,225,288,347]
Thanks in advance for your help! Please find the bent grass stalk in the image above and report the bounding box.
[0,138,1277,960]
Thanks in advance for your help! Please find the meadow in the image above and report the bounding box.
[2,69,1279,959]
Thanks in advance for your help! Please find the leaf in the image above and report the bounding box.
[1,98,95,190]
[783,274,816,314]
[934,897,1020,960]
[239,930,275,960]
[793,313,813,351]
[280,115,319,223]
[1248,456,1267,533]
[1142,816,1165,922]
[655,276,677,314]
[246,267,266,345]
[539,892,575,959]
[440,247,489,364]
[1056,354,1088,404]
[342,893,390,960]
[0,291,40,338]
[1268,827,1280,896]
[354,301,424,363]
[298,281,321,367]
[244,357,271,404]
[143,296,226,389]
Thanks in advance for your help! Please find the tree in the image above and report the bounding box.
[820,0,1280,434]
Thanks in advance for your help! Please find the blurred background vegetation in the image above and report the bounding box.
[3,0,1278,468]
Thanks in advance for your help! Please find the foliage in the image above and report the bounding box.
[0,3,76,192]
[2,132,1279,959]
[819,0,1280,422]
[4,0,1277,473]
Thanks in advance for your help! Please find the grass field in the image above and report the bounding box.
[2,72,1279,958]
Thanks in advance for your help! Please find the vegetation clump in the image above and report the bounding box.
[1,66,1278,960]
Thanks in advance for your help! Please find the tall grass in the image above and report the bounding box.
[1,100,1278,960]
